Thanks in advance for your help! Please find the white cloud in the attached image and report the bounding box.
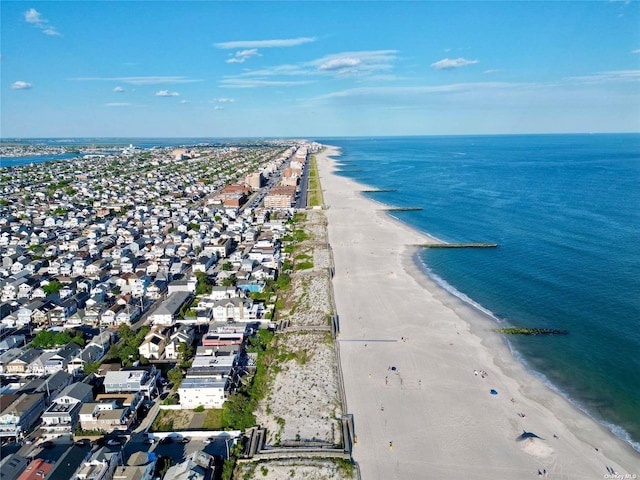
[154,90,180,97]
[24,8,62,36]
[220,79,313,88]
[215,37,316,49]
[568,69,640,84]
[318,58,362,72]
[73,76,201,85]
[180,100,190,104]
[212,98,235,103]
[24,8,43,24]
[309,50,398,76]
[43,27,61,37]
[226,49,260,64]
[214,106,224,110]
[483,69,502,75]
[218,50,397,89]
[632,49,640,54]
[113,86,125,93]
[431,57,479,70]
[105,102,132,107]
[11,81,33,89]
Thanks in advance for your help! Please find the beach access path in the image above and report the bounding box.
[317,145,639,479]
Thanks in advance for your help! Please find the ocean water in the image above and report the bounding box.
[319,134,640,451]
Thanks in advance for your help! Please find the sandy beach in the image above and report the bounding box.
[317,145,639,479]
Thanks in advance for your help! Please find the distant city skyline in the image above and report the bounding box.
[1,1,639,138]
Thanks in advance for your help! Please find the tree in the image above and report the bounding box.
[83,361,101,375]
[118,324,135,342]
[221,262,232,271]
[195,271,212,295]
[71,332,86,347]
[43,281,63,296]
[177,342,194,368]
[221,275,236,287]
[167,367,183,389]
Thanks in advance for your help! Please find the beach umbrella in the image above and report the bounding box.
[490,389,498,395]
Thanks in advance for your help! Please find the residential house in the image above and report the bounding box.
[41,401,83,438]
[163,451,214,480]
[0,348,23,373]
[45,342,82,375]
[72,446,121,480]
[78,400,134,433]
[41,382,93,438]
[6,348,43,374]
[211,297,259,322]
[16,458,55,480]
[0,454,30,480]
[0,335,24,354]
[178,377,228,409]
[138,328,166,360]
[0,392,46,438]
[164,326,194,360]
[112,451,156,480]
[103,367,159,399]
[67,344,104,377]
[148,291,191,327]
[18,370,73,402]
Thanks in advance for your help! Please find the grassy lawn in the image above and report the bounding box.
[203,409,224,429]
[307,155,323,207]
[150,408,224,431]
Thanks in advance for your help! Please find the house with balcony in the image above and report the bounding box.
[0,392,46,439]
[41,400,83,438]
[211,297,259,322]
[78,400,133,433]
[103,366,159,399]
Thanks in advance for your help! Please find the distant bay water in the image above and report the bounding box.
[319,134,640,451]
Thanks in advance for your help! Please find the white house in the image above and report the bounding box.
[178,377,228,409]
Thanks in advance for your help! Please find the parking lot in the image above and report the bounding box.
[122,432,234,466]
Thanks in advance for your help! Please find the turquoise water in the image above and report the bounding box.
[319,134,640,451]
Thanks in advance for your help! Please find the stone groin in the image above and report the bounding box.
[418,243,498,248]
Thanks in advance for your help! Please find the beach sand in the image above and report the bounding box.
[317,145,639,479]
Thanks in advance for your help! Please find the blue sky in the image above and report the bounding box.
[1,1,639,137]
